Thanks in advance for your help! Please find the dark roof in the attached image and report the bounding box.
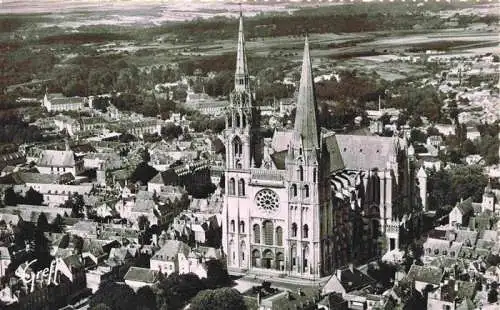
[124,267,159,283]
[71,144,96,154]
[270,150,287,170]
[441,280,476,302]
[456,198,474,215]
[0,172,74,185]
[149,169,179,186]
[337,267,376,292]
[335,134,398,170]
[406,265,443,285]
[427,229,448,240]
[321,133,345,173]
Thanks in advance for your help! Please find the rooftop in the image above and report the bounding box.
[124,267,159,284]
[406,264,444,285]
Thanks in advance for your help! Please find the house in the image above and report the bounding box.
[124,267,160,292]
[43,93,87,112]
[37,149,84,177]
[85,265,114,293]
[449,198,474,227]
[406,264,444,293]
[427,280,477,310]
[321,264,376,296]
[0,152,25,171]
[422,238,463,263]
[67,221,99,238]
[484,265,500,284]
[147,169,179,193]
[0,247,11,278]
[150,240,190,275]
[243,286,320,310]
[318,293,348,310]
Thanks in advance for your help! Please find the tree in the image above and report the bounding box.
[204,259,230,288]
[34,219,52,270]
[137,215,150,231]
[136,286,157,310]
[130,162,158,185]
[89,281,138,310]
[139,147,151,163]
[65,193,85,218]
[37,212,49,232]
[190,288,247,310]
[73,235,84,254]
[4,187,20,206]
[156,272,206,309]
[23,187,43,206]
[488,287,498,303]
[51,214,64,233]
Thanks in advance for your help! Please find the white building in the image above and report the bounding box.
[43,93,86,112]
[0,247,11,278]
[37,149,84,177]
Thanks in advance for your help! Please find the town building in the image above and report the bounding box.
[43,93,87,112]
[37,147,85,177]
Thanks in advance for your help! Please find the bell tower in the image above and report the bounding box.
[225,11,254,170]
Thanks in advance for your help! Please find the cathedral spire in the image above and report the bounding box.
[294,35,319,150]
[234,10,249,92]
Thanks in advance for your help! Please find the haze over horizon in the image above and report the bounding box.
[0,0,295,15]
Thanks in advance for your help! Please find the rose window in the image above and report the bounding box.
[255,189,279,213]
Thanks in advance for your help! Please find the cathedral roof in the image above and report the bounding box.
[271,129,293,153]
[335,134,398,170]
[270,150,287,170]
[294,36,319,150]
[322,133,345,173]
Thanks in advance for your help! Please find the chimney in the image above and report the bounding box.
[257,291,261,306]
[336,268,342,280]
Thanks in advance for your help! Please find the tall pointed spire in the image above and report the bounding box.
[294,35,319,150]
[234,10,249,92]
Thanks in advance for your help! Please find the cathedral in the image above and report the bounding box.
[222,13,424,279]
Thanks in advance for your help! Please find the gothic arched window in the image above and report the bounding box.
[242,114,246,127]
[291,184,297,197]
[313,168,317,183]
[230,220,235,232]
[239,221,245,233]
[304,185,309,198]
[238,179,245,196]
[263,220,274,245]
[253,224,260,244]
[233,137,242,157]
[236,114,241,127]
[276,226,283,246]
[228,178,235,195]
[291,223,298,237]
[299,166,304,181]
[303,224,309,239]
